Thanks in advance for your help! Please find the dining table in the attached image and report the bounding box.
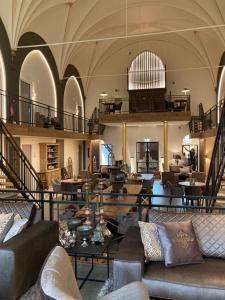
[178,181,205,187]
[61,178,84,186]
[75,183,142,220]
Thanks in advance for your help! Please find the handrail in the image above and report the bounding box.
[205,99,225,198]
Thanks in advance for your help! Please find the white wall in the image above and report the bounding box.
[20,50,57,109]
[103,123,189,172]
[64,76,84,117]
[84,40,217,118]
[64,139,81,176]
[20,137,56,172]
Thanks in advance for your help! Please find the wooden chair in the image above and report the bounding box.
[191,172,206,182]
[162,171,177,187]
[167,180,184,205]
[184,185,202,206]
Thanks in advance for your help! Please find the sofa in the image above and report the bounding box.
[0,200,59,300]
[113,209,225,300]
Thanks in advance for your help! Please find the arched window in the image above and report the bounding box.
[128,51,165,90]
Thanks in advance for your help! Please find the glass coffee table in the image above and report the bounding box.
[66,238,111,289]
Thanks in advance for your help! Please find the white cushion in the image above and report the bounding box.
[139,221,164,261]
[0,213,14,242]
[40,246,82,300]
[4,217,28,242]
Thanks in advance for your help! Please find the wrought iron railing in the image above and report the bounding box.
[0,119,43,199]
[189,100,224,133]
[205,100,225,198]
[0,89,102,135]
[99,94,190,114]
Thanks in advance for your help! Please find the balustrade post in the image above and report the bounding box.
[72,114,75,132]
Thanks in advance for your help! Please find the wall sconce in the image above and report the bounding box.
[181,88,190,95]
[99,92,108,99]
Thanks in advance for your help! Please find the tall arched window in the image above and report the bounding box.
[128,51,165,90]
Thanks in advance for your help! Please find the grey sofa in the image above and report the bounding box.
[113,210,225,300]
[0,200,59,300]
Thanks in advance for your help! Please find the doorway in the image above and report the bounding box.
[20,80,32,125]
[136,142,159,174]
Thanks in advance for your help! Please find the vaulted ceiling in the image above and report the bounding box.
[1,0,225,88]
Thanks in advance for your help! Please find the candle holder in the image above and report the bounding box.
[91,180,111,244]
[83,180,92,226]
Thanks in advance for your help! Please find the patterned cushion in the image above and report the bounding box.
[138,221,164,262]
[0,202,36,227]
[157,221,203,267]
[0,213,14,242]
[149,210,225,258]
[3,217,28,242]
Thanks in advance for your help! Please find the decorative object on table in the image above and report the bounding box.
[108,165,126,195]
[91,180,111,244]
[77,224,93,247]
[59,221,76,248]
[67,218,81,232]
[83,180,92,226]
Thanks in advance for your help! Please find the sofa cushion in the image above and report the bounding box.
[40,246,82,300]
[138,221,164,262]
[142,258,225,300]
[3,217,28,242]
[157,221,203,267]
[0,201,36,227]
[0,213,14,242]
[149,210,225,258]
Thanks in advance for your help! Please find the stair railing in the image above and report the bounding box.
[0,118,43,199]
[205,99,225,204]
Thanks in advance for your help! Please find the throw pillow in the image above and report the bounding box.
[40,246,82,300]
[4,217,28,242]
[157,220,203,267]
[0,213,14,242]
[138,221,164,262]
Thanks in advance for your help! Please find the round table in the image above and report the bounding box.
[178,181,205,187]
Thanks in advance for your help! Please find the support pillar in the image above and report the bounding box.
[122,122,127,163]
[163,121,168,171]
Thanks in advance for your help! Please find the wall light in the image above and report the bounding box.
[181,88,190,95]
[99,92,108,98]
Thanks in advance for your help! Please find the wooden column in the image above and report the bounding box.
[122,122,127,163]
[163,121,168,171]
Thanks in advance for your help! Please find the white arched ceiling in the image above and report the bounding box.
[64,76,84,118]
[0,0,225,116]
[20,50,57,110]
[0,50,6,120]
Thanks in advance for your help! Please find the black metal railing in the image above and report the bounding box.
[189,100,224,133]
[1,189,225,221]
[99,94,190,114]
[0,119,43,199]
[205,100,225,198]
[0,89,102,135]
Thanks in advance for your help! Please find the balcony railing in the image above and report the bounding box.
[99,94,190,115]
[0,89,102,135]
[189,100,224,133]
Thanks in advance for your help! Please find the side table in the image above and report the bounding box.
[66,238,111,289]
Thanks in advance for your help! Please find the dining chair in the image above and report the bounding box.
[61,182,78,201]
[141,178,154,194]
[191,172,206,182]
[162,171,177,187]
[167,180,184,205]
[184,185,203,206]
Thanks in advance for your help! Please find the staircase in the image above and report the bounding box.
[205,100,225,203]
[0,118,43,199]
